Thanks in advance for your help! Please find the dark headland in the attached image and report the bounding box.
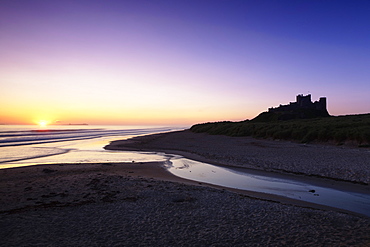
[191,94,370,147]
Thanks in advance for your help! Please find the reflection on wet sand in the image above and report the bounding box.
[167,155,370,217]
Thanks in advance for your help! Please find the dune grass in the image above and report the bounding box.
[190,113,370,146]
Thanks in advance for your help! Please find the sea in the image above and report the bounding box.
[0,125,184,169]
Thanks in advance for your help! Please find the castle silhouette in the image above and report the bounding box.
[269,94,327,113]
[252,94,330,121]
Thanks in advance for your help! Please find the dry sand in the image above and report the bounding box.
[1,130,370,246]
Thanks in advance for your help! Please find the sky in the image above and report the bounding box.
[1,0,369,126]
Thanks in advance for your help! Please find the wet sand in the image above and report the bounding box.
[1,130,370,246]
[106,130,370,184]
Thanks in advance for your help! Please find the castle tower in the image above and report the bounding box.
[318,97,327,110]
[296,94,312,108]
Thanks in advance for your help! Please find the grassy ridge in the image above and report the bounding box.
[190,114,370,146]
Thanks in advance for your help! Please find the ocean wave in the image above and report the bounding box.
[0,127,175,147]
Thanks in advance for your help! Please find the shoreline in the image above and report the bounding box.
[105,130,370,185]
[104,130,370,216]
[105,132,370,193]
[1,131,370,245]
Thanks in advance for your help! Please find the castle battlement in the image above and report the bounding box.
[268,94,327,113]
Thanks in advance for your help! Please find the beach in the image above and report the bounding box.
[106,130,370,184]
[1,130,370,246]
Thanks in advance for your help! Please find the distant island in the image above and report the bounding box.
[191,94,370,146]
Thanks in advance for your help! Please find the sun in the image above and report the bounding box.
[38,120,49,127]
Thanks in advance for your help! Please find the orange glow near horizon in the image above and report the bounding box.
[1,85,365,127]
[1,1,370,127]
[37,120,49,127]
[0,106,254,126]
[1,99,367,127]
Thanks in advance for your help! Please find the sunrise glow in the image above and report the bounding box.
[37,120,49,127]
[0,1,369,125]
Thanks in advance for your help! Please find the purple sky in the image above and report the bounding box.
[1,0,369,125]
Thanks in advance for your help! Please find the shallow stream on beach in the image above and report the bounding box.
[1,126,370,217]
[166,155,370,217]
